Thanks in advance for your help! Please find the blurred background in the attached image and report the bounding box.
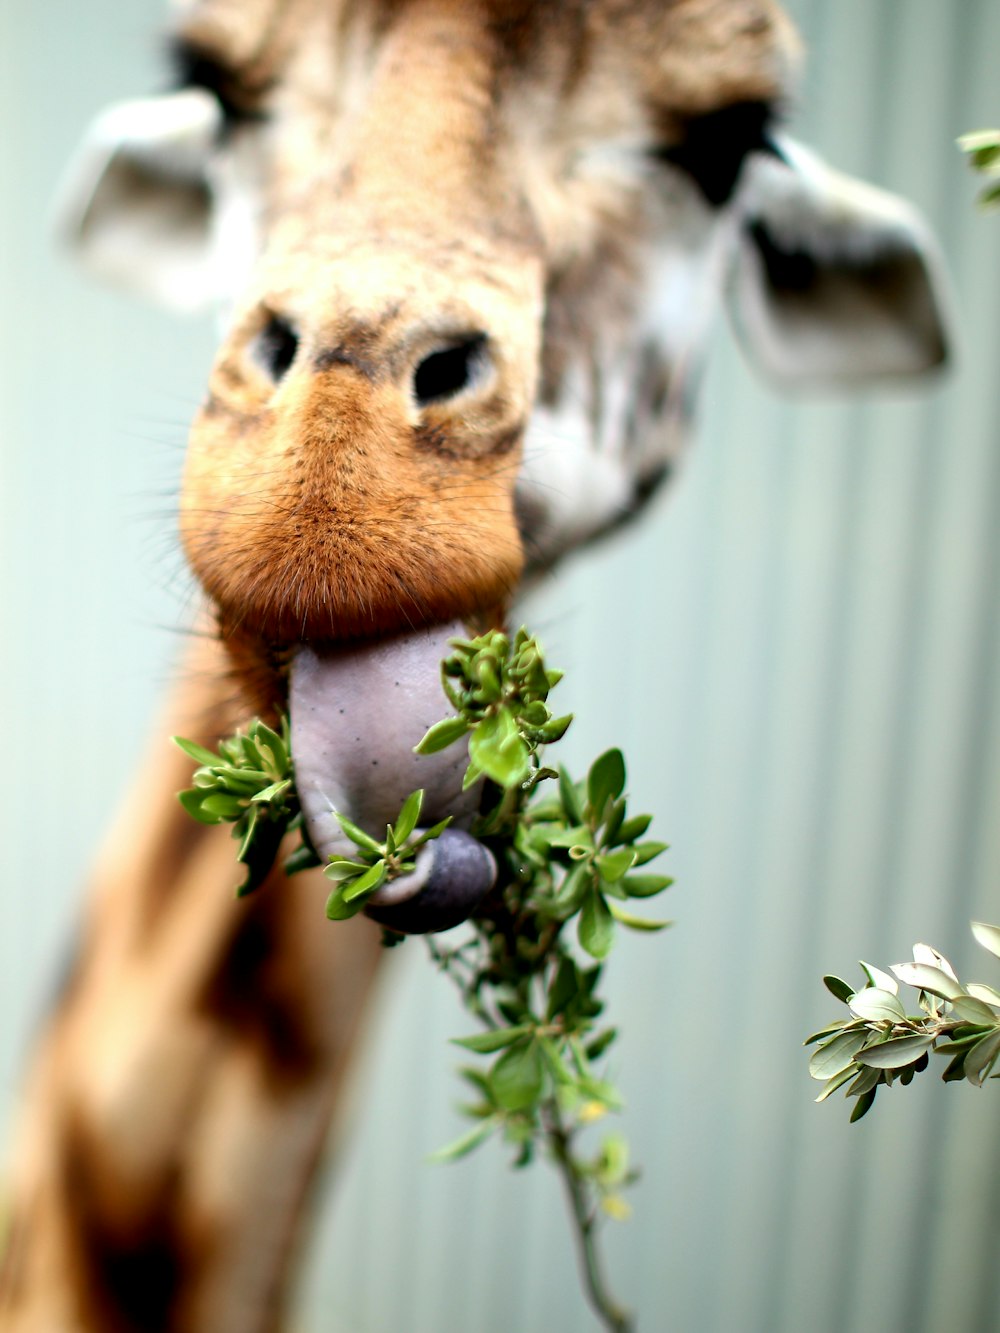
[3,1,1000,1329]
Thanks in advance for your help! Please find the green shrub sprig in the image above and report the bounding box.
[176,629,673,1333]
[808,922,1000,1121]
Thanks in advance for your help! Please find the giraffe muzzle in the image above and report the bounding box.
[289,620,497,933]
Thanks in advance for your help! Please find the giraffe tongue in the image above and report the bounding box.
[288,621,495,932]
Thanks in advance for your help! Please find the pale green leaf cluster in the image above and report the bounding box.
[808,923,1000,1121]
[958,130,1000,209]
[173,719,318,895]
[416,627,572,789]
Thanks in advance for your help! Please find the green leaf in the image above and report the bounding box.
[622,874,673,899]
[587,749,626,819]
[251,779,292,805]
[334,811,384,856]
[452,1025,533,1054]
[855,1033,935,1070]
[860,962,898,995]
[547,825,594,852]
[235,816,287,898]
[803,1021,851,1047]
[847,989,908,1023]
[427,1117,499,1163]
[490,1040,545,1111]
[631,840,668,867]
[325,886,362,921]
[559,767,585,824]
[943,1049,971,1082]
[808,1029,867,1081]
[949,996,999,1025]
[537,1037,575,1086]
[173,735,222,766]
[546,956,580,1020]
[613,814,653,846]
[535,713,573,743]
[393,789,424,845]
[600,797,626,848]
[607,901,671,932]
[252,721,288,774]
[823,975,856,1005]
[847,1064,882,1098]
[414,716,470,756]
[958,130,1000,166]
[966,983,1000,1009]
[468,708,531,788]
[579,889,615,960]
[200,793,245,820]
[238,733,265,769]
[585,1028,618,1060]
[323,857,369,881]
[407,815,453,852]
[235,806,260,861]
[890,962,964,1002]
[814,1065,859,1103]
[552,861,592,915]
[595,849,636,883]
[341,859,387,902]
[971,921,1000,961]
[850,1089,878,1122]
[177,788,221,824]
[963,1028,1000,1085]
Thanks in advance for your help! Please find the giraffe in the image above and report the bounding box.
[0,1,950,1329]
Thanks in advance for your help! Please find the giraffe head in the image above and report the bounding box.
[59,0,949,921]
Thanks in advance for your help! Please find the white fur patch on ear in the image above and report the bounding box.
[728,136,952,388]
[53,90,222,312]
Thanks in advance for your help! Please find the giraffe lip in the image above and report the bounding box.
[288,619,480,861]
[288,619,498,932]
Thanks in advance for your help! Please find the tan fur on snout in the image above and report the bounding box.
[181,230,542,705]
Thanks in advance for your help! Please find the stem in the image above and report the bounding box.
[547,1108,634,1333]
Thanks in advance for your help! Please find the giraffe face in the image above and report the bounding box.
[63,0,948,715]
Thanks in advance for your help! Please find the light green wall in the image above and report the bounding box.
[3,3,999,1331]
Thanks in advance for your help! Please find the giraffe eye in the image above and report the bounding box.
[413,335,489,406]
[168,36,270,131]
[654,99,780,206]
[254,314,300,382]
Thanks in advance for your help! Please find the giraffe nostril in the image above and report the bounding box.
[413,334,488,407]
[253,313,300,382]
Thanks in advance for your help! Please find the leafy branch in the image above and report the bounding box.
[173,718,318,895]
[386,630,673,1333]
[175,629,673,1332]
[807,922,1000,1121]
[958,130,1000,209]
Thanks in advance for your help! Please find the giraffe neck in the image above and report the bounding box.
[0,637,386,1333]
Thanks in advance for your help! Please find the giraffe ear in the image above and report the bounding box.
[727,136,952,387]
[53,90,223,313]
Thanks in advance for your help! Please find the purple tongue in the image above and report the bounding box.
[289,620,496,932]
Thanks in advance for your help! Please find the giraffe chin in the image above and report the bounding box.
[288,620,497,934]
